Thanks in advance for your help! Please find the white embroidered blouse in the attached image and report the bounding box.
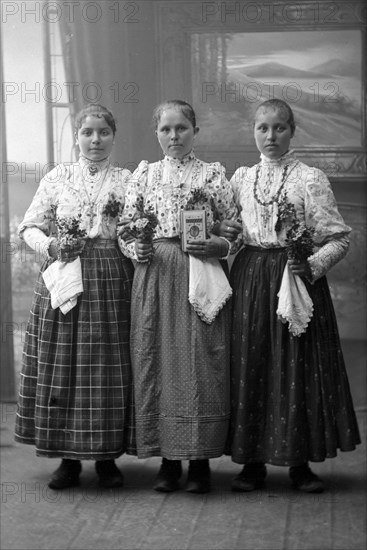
[18,155,131,257]
[230,150,352,281]
[119,152,238,260]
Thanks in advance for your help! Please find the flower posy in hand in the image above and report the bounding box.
[285,221,315,262]
[56,215,87,262]
[125,196,159,244]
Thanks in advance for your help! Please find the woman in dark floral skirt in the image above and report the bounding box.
[219,99,360,493]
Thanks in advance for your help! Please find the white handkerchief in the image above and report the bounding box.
[189,256,232,324]
[42,257,83,315]
[276,262,313,337]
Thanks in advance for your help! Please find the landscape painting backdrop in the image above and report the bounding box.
[191,29,362,149]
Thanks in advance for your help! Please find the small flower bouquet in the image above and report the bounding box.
[275,192,315,261]
[285,221,315,262]
[102,191,123,220]
[56,215,87,262]
[124,196,159,244]
[275,196,315,337]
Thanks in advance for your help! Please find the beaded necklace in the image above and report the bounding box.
[253,163,289,206]
[253,163,289,229]
[80,164,111,229]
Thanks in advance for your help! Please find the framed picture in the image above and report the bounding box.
[154,0,366,179]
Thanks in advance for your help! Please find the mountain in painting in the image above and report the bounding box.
[240,62,327,79]
[310,58,359,77]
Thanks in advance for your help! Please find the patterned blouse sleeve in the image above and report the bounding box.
[304,167,352,281]
[113,167,131,203]
[206,162,238,220]
[118,160,149,260]
[228,167,247,254]
[18,164,66,238]
[230,166,246,206]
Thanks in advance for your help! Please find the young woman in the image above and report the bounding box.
[119,99,238,493]
[15,104,135,489]
[220,99,360,493]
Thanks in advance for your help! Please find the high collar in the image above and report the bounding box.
[79,154,111,173]
[260,149,296,167]
[163,150,196,168]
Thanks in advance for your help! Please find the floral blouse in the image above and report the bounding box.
[18,155,131,256]
[230,150,352,281]
[119,152,238,260]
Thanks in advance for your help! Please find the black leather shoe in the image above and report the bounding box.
[185,460,211,494]
[48,459,81,490]
[153,459,182,492]
[289,463,325,493]
[231,463,267,492]
[95,460,124,488]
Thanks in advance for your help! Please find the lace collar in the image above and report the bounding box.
[260,150,296,168]
[163,150,196,169]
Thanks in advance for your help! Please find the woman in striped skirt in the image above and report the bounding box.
[15,104,135,489]
[219,99,360,493]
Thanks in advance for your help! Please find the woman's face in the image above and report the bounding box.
[76,115,115,161]
[254,107,293,159]
[155,107,199,160]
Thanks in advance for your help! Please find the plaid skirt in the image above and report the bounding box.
[227,246,361,466]
[130,239,231,460]
[14,239,135,459]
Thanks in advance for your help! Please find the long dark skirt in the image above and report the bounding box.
[227,246,361,467]
[14,239,135,460]
[130,239,231,460]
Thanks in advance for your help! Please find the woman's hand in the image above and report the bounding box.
[186,234,229,260]
[288,259,312,280]
[217,219,242,242]
[135,238,154,262]
[48,240,59,260]
[118,218,134,243]
[57,240,86,263]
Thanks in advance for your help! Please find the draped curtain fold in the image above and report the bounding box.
[58,2,131,166]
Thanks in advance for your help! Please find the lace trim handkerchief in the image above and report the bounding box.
[42,257,83,315]
[276,262,313,336]
[189,256,232,324]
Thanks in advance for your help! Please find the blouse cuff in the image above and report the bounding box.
[308,236,349,282]
[22,227,54,260]
[118,236,138,260]
[219,236,231,260]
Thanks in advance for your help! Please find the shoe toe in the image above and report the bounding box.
[96,461,124,489]
[231,465,266,492]
[185,479,210,494]
[153,478,180,492]
[294,479,325,493]
[290,465,325,493]
[231,476,265,492]
[48,471,80,490]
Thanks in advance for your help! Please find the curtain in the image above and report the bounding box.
[58,0,159,170]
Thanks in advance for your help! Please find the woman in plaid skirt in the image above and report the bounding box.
[15,104,135,489]
[219,99,360,493]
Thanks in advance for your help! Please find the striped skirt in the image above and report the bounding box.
[14,239,135,460]
[130,239,231,460]
[227,246,361,466]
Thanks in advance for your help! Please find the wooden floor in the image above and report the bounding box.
[1,339,366,550]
